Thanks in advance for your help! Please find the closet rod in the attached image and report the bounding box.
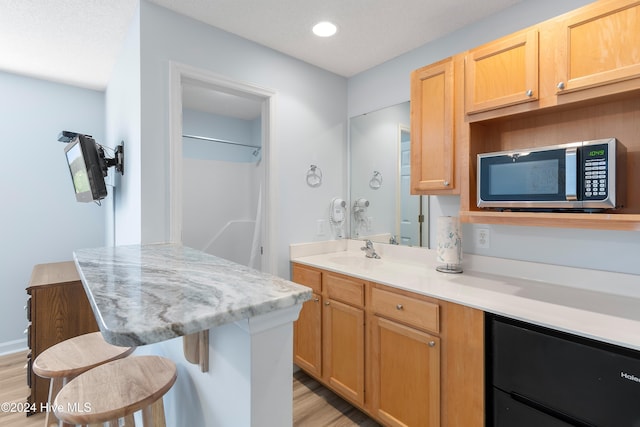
[183,134,261,150]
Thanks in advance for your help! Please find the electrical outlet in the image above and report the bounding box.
[317,219,326,236]
[476,228,490,249]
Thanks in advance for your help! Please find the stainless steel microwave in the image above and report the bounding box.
[477,138,626,211]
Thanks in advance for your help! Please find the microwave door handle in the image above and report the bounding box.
[565,147,578,201]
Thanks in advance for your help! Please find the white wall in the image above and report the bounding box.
[133,0,347,277]
[0,71,105,349]
[347,0,640,276]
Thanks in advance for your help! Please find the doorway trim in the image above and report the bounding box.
[168,61,277,273]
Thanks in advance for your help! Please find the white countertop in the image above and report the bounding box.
[74,243,311,347]
[290,240,640,352]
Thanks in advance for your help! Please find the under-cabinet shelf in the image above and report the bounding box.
[460,210,640,231]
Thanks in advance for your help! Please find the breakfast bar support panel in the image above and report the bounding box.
[152,305,302,427]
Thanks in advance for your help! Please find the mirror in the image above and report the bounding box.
[349,101,429,247]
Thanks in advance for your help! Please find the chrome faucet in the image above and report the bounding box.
[361,240,381,259]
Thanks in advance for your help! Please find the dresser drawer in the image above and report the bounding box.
[371,287,439,333]
[324,273,365,308]
[292,264,322,293]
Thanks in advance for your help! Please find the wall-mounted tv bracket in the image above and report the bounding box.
[98,142,125,176]
[58,130,124,176]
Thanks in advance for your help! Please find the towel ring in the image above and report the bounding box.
[306,165,323,187]
[369,171,382,189]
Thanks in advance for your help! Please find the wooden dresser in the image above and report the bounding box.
[25,261,99,415]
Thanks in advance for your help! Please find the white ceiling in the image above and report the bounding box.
[0,0,523,92]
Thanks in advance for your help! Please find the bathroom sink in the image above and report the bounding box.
[325,253,383,269]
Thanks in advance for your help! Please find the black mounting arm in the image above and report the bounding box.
[98,143,125,176]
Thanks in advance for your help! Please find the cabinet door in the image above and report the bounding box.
[292,264,322,377]
[556,0,640,94]
[465,29,539,113]
[323,299,365,405]
[370,316,440,427]
[293,292,322,377]
[410,58,456,193]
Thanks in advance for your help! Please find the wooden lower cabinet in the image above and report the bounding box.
[26,261,99,414]
[323,298,365,405]
[293,292,322,377]
[292,264,322,376]
[370,316,440,427]
[291,263,484,426]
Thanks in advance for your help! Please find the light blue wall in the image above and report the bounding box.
[347,0,640,276]
[134,0,347,276]
[106,3,142,246]
[183,109,261,163]
[0,71,106,348]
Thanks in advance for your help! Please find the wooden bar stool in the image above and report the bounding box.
[32,332,134,427]
[53,355,177,427]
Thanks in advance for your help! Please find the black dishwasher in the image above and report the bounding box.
[486,314,640,427]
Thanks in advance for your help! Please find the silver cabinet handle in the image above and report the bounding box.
[324,301,330,306]
[428,341,436,347]
[396,304,404,310]
[313,297,319,303]
[526,89,533,97]
[443,181,449,187]
[557,82,565,90]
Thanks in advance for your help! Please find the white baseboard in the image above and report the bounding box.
[0,338,27,356]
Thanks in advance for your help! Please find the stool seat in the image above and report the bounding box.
[54,355,177,426]
[33,332,134,378]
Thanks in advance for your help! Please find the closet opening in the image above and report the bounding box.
[169,63,276,273]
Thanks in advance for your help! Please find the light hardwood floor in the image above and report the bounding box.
[0,350,378,427]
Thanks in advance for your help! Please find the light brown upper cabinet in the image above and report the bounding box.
[410,57,457,194]
[556,0,640,95]
[465,29,539,114]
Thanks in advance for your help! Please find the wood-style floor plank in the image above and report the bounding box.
[0,351,46,427]
[0,351,378,427]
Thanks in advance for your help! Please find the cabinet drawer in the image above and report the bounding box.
[324,273,365,308]
[371,287,439,333]
[292,264,322,293]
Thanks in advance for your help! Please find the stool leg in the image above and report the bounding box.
[141,398,166,427]
[45,377,63,427]
[102,415,136,427]
[123,414,136,426]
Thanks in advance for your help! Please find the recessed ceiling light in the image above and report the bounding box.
[312,21,337,37]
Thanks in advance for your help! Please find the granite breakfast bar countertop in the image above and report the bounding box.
[73,243,313,426]
[73,243,312,347]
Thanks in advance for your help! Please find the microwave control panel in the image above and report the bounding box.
[582,144,608,200]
